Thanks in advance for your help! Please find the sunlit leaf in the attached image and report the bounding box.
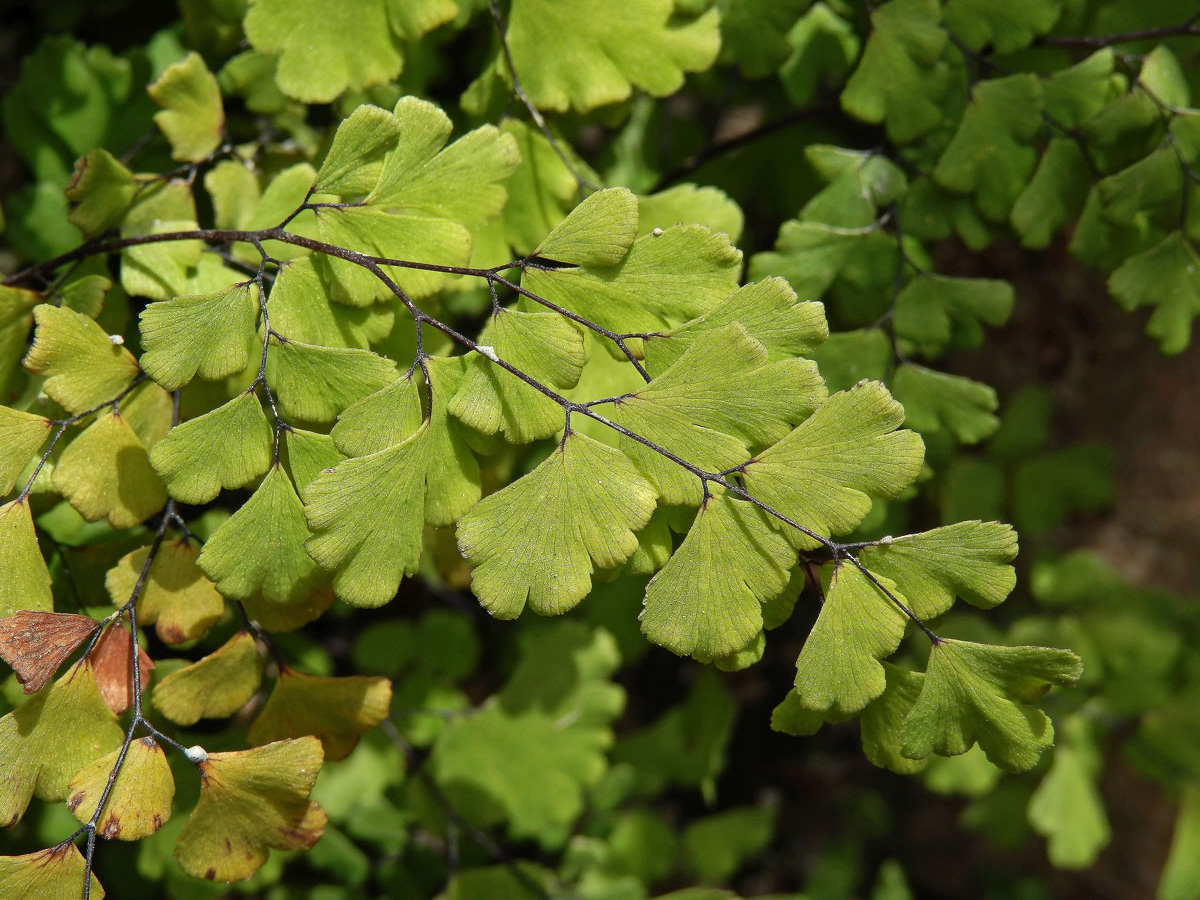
[0,661,122,826]
[0,611,97,694]
[457,432,657,618]
[173,737,326,881]
[23,304,138,413]
[900,640,1083,771]
[67,736,174,840]
[0,500,52,616]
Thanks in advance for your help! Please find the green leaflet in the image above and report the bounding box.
[840,0,951,143]
[139,283,259,389]
[612,324,826,506]
[1010,140,1092,250]
[1160,786,1200,900]
[780,3,860,108]
[1108,232,1200,355]
[150,391,274,504]
[943,0,1062,54]
[449,308,586,442]
[0,500,53,616]
[640,492,794,662]
[747,219,895,301]
[859,521,1018,619]
[244,0,456,103]
[793,564,909,715]
[683,805,775,883]
[198,465,323,605]
[499,119,592,254]
[0,286,38,399]
[64,148,136,237]
[0,406,50,496]
[266,339,398,423]
[741,380,924,549]
[23,304,138,413]
[524,222,743,334]
[802,146,909,228]
[642,277,828,377]
[531,187,639,267]
[118,181,204,302]
[315,98,519,301]
[331,374,424,457]
[891,365,1000,444]
[899,639,1083,772]
[892,274,1014,354]
[933,74,1044,222]
[305,359,482,606]
[303,425,431,608]
[456,431,657,619]
[716,0,810,79]
[267,257,395,350]
[147,52,224,162]
[282,429,345,495]
[314,101,404,194]
[475,0,720,113]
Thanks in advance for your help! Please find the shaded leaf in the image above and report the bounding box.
[52,412,167,528]
[152,631,264,726]
[106,540,225,644]
[483,0,719,113]
[891,365,1000,444]
[248,667,392,761]
[841,0,950,143]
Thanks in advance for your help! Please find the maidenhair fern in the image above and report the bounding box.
[2,1,1198,898]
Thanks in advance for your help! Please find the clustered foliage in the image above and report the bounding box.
[1,1,1198,898]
